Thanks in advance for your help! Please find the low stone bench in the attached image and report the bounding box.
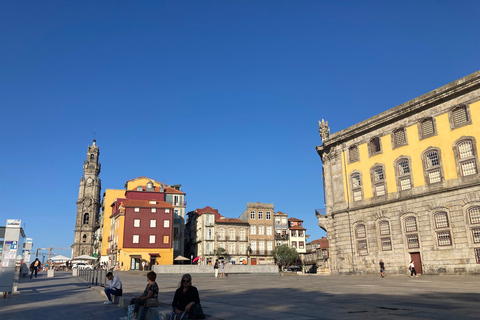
[117,295,172,320]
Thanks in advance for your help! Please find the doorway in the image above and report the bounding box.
[251,258,257,265]
[410,252,422,274]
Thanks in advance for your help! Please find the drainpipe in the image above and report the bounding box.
[342,149,355,273]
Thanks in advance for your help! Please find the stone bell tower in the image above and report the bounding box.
[72,139,101,258]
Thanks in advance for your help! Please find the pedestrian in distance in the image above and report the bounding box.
[379,259,386,278]
[219,260,225,278]
[102,272,123,304]
[214,259,219,278]
[409,260,418,277]
[30,258,41,278]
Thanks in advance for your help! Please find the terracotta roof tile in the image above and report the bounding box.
[289,226,306,230]
[288,217,303,222]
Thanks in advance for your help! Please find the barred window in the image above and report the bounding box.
[351,173,362,202]
[372,166,386,196]
[373,167,384,181]
[375,184,386,196]
[434,212,449,228]
[407,234,419,248]
[400,177,412,190]
[397,158,412,191]
[349,145,359,162]
[353,190,362,202]
[428,169,441,184]
[370,137,381,154]
[469,207,480,224]
[421,118,435,137]
[405,217,417,232]
[394,128,407,148]
[453,106,468,127]
[379,221,390,235]
[437,231,452,246]
[381,237,392,251]
[458,141,474,159]
[358,240,368,256]
[426,151,439,168]
[472,228,480,243]
[424,150,442,184]
[456,140,477,177]
[352,174,361,188]
[356,224,366,238]
[475,248,480,264]
[398,159,410,175]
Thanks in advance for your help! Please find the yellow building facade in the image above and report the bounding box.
[316,71,480,274]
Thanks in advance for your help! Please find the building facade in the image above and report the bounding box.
[215,217,250,264]
[239,202,275,265]
[316,71,480,274]
[288,217,307,254]
[72,140,102,258]
[274,211,289,247]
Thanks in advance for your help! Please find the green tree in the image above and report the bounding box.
[271,245,299,269]
[213,247,231,261]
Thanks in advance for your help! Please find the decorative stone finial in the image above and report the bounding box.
[318,119,330,142]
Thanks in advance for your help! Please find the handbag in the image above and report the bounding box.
[145,297,159,308]
[190,303,205,319]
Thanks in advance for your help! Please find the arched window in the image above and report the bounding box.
[82,234,87,243]
[218,228,225,240]
[349,145,359,163]
[456,140,477,177]
[396,158,412,191]
[229,228,235,240]
[423,149,443,184]
[371,165,386,197]
[356,224,367,256]
[90,154,94,160]
[369,137,381,155]
[405,216,419,249]
[434,212,452,246]
[83,213,89,225]
[350,173,362,202]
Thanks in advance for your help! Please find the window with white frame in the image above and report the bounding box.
[134,219,140,227]
[372,166,386,196]
[281,217,287,224]
[266,211,271,220]
[149,200,156,204]
[133,235,139,243]
[456,140,477,177]
[250,241,256,251]
[229,243,235,254]
[424,149,442,184]
[266,226,272,235]
[164,220,170,228]
[267,241,273,251]
[250,211,255,220]
[351,173,363,201]
[134,207,140,212]
[149,235,156,244]
[206,229,212,240]
[291,241,297,248]
[250,225,256,235]
[434,212,451,246]
[258,211,263,220]
[239,229,245,241]
[151,208,156,213]
[229,229,235,240]
[258,226,264,235]
[218,228,225,240]
[239,243,245,254]
[299,241,305,249]
[165,209,170,213]
[150,220,156,228]
[396,158,412,191]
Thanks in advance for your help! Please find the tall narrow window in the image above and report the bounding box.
[397,158,412,191]
[379,221,390,235]
[420,118,435,139]
[405,216,419,249]
[451,106,469,128]
[424,149,443,184]
[372,166,386,197]
[349,145,359,163]
[356,224,367,255]
[83,213,89,225]
[379,220,392,251]
[469,207,480,224]
[434,212,452,246]
[393,128,407,148]
[405,216,417,232]
[369,137,381,155]
[351,173,362,202]
[456,140,477,177]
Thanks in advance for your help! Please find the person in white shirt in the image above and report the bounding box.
[103,272,123,304]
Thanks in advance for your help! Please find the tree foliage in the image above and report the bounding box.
[271,245,299,268]
[213,246,231,261]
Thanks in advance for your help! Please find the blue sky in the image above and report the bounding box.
[1,1,479,259]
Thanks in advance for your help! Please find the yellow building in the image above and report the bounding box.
[316,71,480,275]
[100,177,185,270]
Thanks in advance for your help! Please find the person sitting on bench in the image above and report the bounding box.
[102,271,123,304]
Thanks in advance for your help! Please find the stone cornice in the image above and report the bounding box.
[316,70,480,154]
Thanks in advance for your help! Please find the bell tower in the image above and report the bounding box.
[72,139,101,258]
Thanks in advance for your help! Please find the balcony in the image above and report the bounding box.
[205,221,214,227]
[275,234,289,240]
[237,236,247,242]
[205,237,214,241]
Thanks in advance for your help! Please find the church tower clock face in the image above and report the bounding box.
[87,178,93,187]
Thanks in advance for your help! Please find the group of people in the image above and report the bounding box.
[213,259,225,278]
[378,259,418,277]
[103,271,202,320]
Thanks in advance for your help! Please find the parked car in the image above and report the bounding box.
[73,262,94,270]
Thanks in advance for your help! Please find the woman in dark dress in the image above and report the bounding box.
[171,274,200,320]
[130,271,159,320]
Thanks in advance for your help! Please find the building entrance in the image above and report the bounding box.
[410,252,422,274]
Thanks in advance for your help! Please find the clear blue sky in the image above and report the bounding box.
[1,1,479,258]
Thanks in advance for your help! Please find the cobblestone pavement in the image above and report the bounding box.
[2,271,480,319]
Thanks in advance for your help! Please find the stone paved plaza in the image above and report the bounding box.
[1,271,479,319]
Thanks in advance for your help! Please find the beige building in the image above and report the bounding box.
[215,217,250,264]
[274,211,289,247]
[239,202,275,265]
[316,71,480,275]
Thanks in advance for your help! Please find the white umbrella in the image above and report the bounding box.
[73,255,98,261]
[51,255,70,262]
[173,255,190,261]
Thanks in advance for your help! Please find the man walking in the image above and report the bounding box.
[30,258,41,278]
[102,272,123,304]
[214,259,219,278]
